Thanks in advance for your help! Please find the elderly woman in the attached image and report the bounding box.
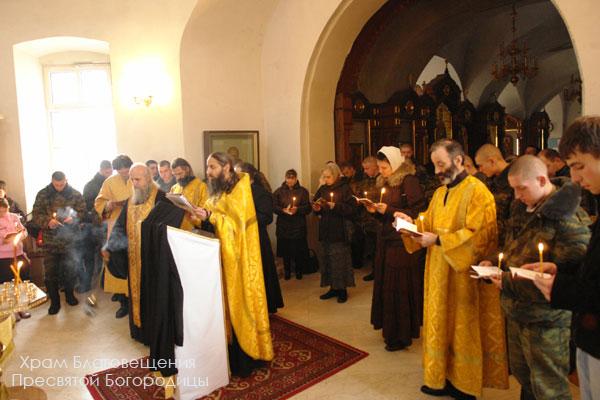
[367,146,426,351]
[312,163,356,303]
[0,198,30,320]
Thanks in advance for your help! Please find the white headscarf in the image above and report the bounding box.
[377,146,405,172]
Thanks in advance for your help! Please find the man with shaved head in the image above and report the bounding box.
[475,144,513,247]
[482,154,591,400]
[102,163,168,341]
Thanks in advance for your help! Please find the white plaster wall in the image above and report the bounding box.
[0,0,196,209]
[180,0,278,178]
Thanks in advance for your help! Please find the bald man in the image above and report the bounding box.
[475,144,513,247]
[481,155,590,400]
[103,163,168,342]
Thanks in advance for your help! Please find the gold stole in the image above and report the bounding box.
[127,186,158,327]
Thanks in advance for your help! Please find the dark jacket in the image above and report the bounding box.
[83,173,107,212]
[313,179,356,243]
[552,195,600,359]
[488,165,513,248]
[251,182,283,313]
[31,183,87,252]
[374,162,425,243]
[273,181,310,239]
[500,178,591,326]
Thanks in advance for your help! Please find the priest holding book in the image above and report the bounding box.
[482,155,590,400]
[397,139,508,400]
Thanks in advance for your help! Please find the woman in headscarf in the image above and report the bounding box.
[368,146,426,351]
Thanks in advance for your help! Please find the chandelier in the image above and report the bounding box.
[492,4,538,85]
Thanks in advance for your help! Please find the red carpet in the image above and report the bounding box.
[86,315,368,400]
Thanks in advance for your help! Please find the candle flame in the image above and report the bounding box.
[538,242,544,253]
[12,232,21,246]
[292,197,296,201]
[364,191,367,197]
[53,212,57,219]
[17,261,23,269]
[499,252,504,262]
[381,188,386,194]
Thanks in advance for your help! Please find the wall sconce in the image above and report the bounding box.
[133,95,153,107]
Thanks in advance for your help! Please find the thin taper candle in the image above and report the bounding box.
[379,187,386,203]
[498,252,504,274]
[538,242,544,277]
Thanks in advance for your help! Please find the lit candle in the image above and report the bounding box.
[12,232,21,270]
[419,215,425,232]
[364,191,368,198]
[498,252,504,274]
[538,242,544,276]
[16,260,23,285]
[52,212,56,219]
[330,192,334,202]
[292,196,296,208]
[379,187,386,203]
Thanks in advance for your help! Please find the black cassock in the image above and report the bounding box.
[140,201,185,377]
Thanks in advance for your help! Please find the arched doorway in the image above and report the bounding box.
[301,0,581,187]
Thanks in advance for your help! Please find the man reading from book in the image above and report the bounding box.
[481,155,590,400]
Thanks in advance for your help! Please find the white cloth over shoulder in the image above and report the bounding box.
[167,227,229,400]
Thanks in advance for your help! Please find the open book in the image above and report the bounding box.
[352,195,375,206]
[470,265,502,279]
[166,193,195,213]
[509,267,552,280]
[394,217,423,237]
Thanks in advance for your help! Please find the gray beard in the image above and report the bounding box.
[132,186,152,205]
[437,164,460,185]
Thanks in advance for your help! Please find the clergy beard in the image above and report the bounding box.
[207,172,228,197]
[132,185,152,205]
[437,163,460,185]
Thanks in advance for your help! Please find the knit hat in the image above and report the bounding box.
[377,146,405,172]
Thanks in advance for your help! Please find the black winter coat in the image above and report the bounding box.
[552,203,600,359]
[273,181,311,239]
[313,179,356,243]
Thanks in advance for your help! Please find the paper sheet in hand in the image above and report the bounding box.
[509,267,552,280]
[166,193,194,212]
[470,265,501,279]
[352,195,374,206]
[394,217,423,236]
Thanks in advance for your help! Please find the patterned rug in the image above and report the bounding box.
[86,315,368,400]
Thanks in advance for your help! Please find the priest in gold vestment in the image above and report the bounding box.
[400,139,508,399]
[194,152,274,377]
[169,157,208,231]
[95,155,133,318]
[102,163,167,342]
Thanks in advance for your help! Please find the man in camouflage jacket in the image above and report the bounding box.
[32,171,87,315]
[484,156,591,400]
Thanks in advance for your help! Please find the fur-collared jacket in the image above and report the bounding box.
[500,178,591,326]
[375,162,426,243]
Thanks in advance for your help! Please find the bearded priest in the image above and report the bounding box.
[193,152,274,378]
[397,139,509,399]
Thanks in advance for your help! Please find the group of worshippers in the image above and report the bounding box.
[7,113,599,398]
[311,116,599,400]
